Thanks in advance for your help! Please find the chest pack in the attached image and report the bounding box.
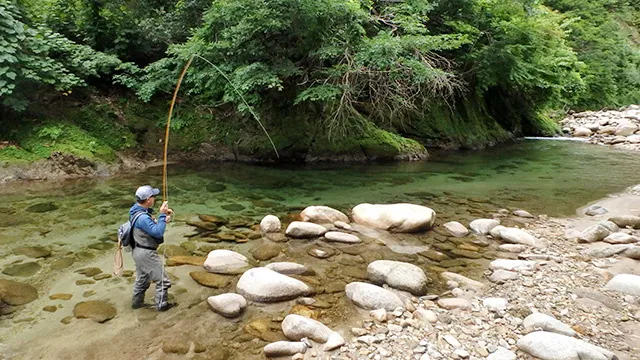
[118,211,147,248]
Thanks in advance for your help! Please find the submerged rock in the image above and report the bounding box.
[585,205,608,216]
[50,256,75,270]
[189,272,231,288]
[301,206,349,224]
[237,267,310,302]
[166,256,206,267]
[25,202,58,213]
[250,243,283,261]
[0,279,38,306]
[367,260,427,295]
[351,203,436,232]
[73,301,117,323]
[2,262,41,277]
[13,246,51,258]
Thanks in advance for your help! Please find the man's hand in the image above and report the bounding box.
[159,201,169,214]
[166,209,174,222]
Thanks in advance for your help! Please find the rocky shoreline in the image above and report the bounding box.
[2,189,640,359]
[560,105,640,151]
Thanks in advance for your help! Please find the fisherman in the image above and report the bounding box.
[129,185,175,311]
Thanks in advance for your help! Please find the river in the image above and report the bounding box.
[0,139,639,359]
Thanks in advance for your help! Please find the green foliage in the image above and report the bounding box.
[0,1,125,112]
[542,0,640,109]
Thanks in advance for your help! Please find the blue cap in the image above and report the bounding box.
[135,185,160,201]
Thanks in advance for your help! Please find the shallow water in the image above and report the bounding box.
[1,139,640,359]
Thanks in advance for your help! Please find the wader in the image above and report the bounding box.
[131,225,171,310]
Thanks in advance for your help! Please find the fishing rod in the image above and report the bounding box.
[162,54,280,201]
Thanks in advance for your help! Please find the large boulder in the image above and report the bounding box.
[497,227,546,248]
[73,301,117,323]
[582,244,632,258]
[285,222,327,238]
[517,331,616,360]
[207,293,247,318]
[608,215,640,229]
[367,260,427,295]
[345,282,404,311]
[351,203,436,233]
[0,279,38,306]
[204,250,249,274]
[300,206,349,224]
[282,314,333,343]
[442,221,469,237]
[470,219,500,235]
[237,267,310,302]
[605,274,640,296]
[260,215,281,233]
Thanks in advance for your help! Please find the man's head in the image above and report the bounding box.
[135,185,160,208]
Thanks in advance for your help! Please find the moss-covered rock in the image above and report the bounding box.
[13,246,51,258]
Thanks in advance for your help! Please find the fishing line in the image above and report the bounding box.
[162,54,280,202]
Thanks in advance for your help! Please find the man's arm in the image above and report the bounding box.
[137,214,167,240]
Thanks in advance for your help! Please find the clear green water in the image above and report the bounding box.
[1,140,640,358]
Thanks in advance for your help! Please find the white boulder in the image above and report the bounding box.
[470,219,500,235]
[442,221,469,237]
[264,341,307,357]
[345,282,404,311]
[236,267,310,302]
[282,314,333,343]
[523,313,576,337]
[499,227,547,248]
[203,250,249,274]
[207,293,247,318]
[517,331,616,360]
[285,221,327,238]
[605,274,640,296]
[260,215,281,233]
[324,231,361,244]
[265,262,308,275]
[301,206,349,224]
[367,260,427,295]
[351,203,436,233]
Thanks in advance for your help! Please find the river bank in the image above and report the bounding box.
[1,168,639,359]
[560,105,640,151]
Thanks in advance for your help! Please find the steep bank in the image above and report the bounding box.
[0,94,519,183]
